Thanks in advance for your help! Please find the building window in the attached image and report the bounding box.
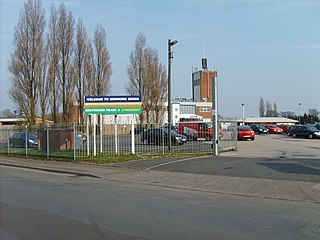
[180,105,196,114]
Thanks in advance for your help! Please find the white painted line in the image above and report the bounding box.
[145,156,208,171]
[312,184,320,191]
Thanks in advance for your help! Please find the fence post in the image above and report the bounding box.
[162,131,165,155]
[73,122,76,161]
[100,114,103,153]
[47,126,49,158]
[115,115,118,155]
[131,115,135,155]
[93,114,97,157]
[25,125,28,157]
[7,127,9,154]
[87,116,90,156]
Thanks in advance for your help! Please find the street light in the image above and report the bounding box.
[167,39,178,152]
[298,102,302,124]
[241,103,245,125]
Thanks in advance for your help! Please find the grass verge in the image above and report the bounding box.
[0,149,211,164]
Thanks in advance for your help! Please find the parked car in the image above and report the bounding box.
[178,121,213,141]
[312,124,320,131]
[9,132,38,148]
[237,126,255,141]
[141,128,187,145]
[265,125,283,134]
[290,125,320,139]
[249,124,268,134]
[162,124,178,133]
[182,127,199,141]
[287,125,299,136]
[178,121,223,141]
[130,125,147,135]
[279,125,290,134]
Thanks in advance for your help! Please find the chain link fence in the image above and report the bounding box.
[0,120,237,159]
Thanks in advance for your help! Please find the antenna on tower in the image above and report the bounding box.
[202,43,208,70]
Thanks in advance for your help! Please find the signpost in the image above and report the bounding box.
[84,96,142,115]
[84,96,142,156]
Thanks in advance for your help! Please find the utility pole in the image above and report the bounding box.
[167,39,178,152]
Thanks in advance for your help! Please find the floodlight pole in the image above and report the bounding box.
[167,39,178,152]
[241,103,245,125]
[212,69,219,156]
[298,102,302,124]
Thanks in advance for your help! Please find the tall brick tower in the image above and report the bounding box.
[192,58,217,102]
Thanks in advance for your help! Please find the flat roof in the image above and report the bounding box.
[0,118,25,122]
[243,117,298,123]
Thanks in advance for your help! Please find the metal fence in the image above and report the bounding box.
[0,120,237,159]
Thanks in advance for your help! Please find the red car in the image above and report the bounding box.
[266,125,283,134]
[237,126,255,141]
[279,125,289,133]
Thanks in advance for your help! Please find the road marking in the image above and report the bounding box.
[312,184,320,191]
[145,156,208,171]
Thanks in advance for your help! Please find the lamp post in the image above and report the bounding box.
[298,102,302,124]
[241,103,245,125]
[167,39,178,152]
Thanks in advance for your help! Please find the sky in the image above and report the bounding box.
[1,0,320,118]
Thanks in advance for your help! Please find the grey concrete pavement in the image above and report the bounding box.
[1,133,320,203]
[1,154,320,204]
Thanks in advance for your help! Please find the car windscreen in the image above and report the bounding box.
[239,126,252,131]
[27,132,37,140]
[162,128,179,136]
[306,126,319,131]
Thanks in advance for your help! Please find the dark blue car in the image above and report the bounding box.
[9,132,38,148]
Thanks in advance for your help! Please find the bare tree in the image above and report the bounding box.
[126,33,167,124]
[38,43,49,123]
[84,43,95,96]
[47,6,61,123]
[92,23,112,96]
[8,0,46,125]
[280,111,295,118]
[308,108,319,118]
[273,102,279,117]
[0,109,17,118]
[142,48,153,123]
[259,98,265,117]
[265,101,273,117]
[57,3,75,123]
[126,33,146,123]
[74,19,90,125]
[308,108,320,123]
[143,48,167,123]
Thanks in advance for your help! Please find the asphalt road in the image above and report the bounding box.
[112,134,320,182]
[1,166,320,240]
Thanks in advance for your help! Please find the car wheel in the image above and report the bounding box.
[292,133,297,138]
[308,134,313,139]
[251,137,255,141]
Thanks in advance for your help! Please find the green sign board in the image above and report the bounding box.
[84,106,142,114]
[84,95,142,115]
